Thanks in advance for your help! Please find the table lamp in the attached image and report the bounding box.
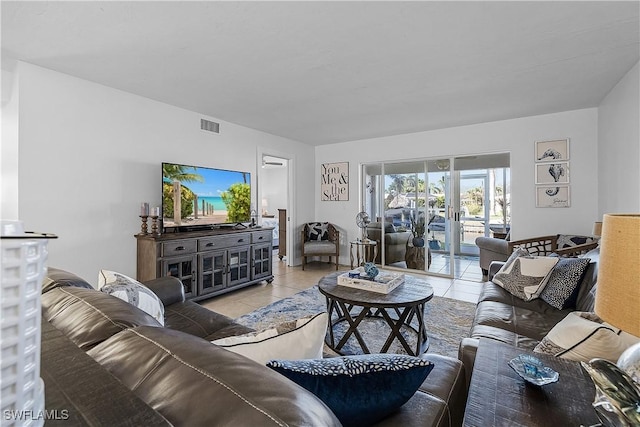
[593,221,603,237]
[585,213,640,426]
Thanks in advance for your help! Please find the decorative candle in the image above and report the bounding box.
[140,202,149,216]
[151,206,160,217]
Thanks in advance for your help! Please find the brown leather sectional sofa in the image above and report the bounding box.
[458,248,601,387]
[40,268,469,427]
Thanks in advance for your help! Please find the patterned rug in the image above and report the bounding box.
[235,286,475,359]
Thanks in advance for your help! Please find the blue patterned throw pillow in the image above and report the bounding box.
[267,354,434,426]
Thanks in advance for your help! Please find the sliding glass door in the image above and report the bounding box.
[362,160,454,277]
[361,152,510,279]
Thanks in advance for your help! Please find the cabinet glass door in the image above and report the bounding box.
[162,255,195,299]
[252,244,272,280]
[199,250,226,295]
[228,247,250,287]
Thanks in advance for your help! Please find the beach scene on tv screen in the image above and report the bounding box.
[162,164,251,227]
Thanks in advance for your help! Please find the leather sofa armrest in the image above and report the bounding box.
[488,261,505,280]
[458,337,480,390]
[142,276,185,306]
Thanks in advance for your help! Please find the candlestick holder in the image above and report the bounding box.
[150,215,160,236]
[139,215,149,235]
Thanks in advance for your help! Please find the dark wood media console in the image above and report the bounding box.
[136,227,274,301]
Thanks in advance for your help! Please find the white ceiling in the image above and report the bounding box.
[2,1,639,146]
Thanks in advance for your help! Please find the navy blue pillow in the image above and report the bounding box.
[267,354,434,426]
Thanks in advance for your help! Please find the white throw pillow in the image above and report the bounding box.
[534,312,640,363]
[212,312,328,365]
[493,255,558,301]
[98,270,165,326]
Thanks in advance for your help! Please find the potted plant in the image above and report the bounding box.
[410,215,426,247]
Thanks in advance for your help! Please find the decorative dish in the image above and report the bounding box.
[508,354,559,386]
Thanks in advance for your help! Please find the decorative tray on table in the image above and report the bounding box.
[337,267,404,294]
[508,354,559,386]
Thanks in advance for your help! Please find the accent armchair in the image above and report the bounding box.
[476,234,599,277]
[301,222,340,270]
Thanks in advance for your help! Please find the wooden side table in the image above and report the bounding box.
[492,230,508,239]
[349,240,378,269]
[463,339,599,426]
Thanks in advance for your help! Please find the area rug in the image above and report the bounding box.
[235,286,475,359]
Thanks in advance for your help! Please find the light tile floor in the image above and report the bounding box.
[200,253,484,318]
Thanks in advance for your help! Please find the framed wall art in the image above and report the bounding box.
[321,162,349,201]
[535,162,570,185]
[536,185,570,208]
[535,139,569,162]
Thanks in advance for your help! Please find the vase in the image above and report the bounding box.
[412,237,425,247]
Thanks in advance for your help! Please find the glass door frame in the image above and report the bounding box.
[455,170,491,256]
[360,158,457,279]
[360,152,510,279]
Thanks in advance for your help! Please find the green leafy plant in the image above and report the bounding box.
[162,164,203,220]
[162,183,196,219]
[410,215,426,238]
[220,183,251,223]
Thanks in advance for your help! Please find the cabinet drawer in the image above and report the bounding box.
[215,233,251,248]
[252,230,273,244]
[198,236,221,251]
[162,240,196,256]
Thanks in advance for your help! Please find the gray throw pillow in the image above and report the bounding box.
[492,249,558,301]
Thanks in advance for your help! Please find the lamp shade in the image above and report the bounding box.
[593,221,603,237]
[594,214,640,337]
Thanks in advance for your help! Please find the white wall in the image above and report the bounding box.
[315,109,600,266]
[9,61,637,275]
[261,166,288,216]
[597,61,640,215]
[13,62,315,283]
[1,61,20,220]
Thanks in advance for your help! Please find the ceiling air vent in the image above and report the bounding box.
[200,119,220,134]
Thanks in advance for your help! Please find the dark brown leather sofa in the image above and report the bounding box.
[458,248,600,387]
[41,268,469,427]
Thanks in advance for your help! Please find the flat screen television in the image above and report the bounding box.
[162,162,252,232]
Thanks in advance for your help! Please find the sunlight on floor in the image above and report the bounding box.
[199,252,484,318]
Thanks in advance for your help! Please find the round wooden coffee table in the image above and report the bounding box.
[318,271,434,356]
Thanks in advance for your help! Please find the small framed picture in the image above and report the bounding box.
[535,139,569,162]
[535,162,570,184]
[536,185,570,208]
